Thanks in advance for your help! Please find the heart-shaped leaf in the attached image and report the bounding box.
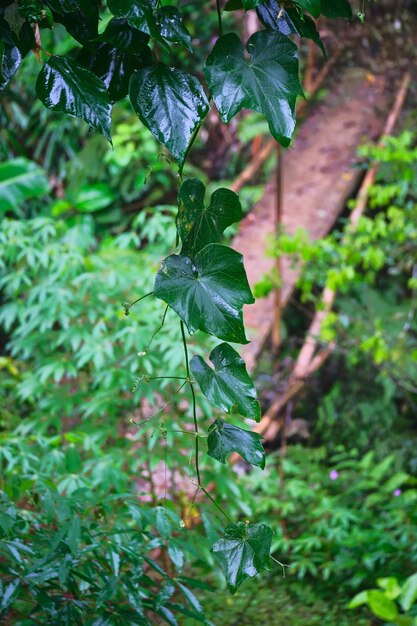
[78,42,151,101]
[156,5,192,51]
[205,30,303,147]
[100,17,150,54]
[190,343,260,420]
[293,0,321,19]
[129,64,209,165]
[320,0,352,18]
[46,0,99,43]
[256,1,326,59]
[108,0,158,37]
[36,56,112,141]
[177,179,242,256]
[211,522,273,593]
[207,418,265,467]
[154,244,254,344]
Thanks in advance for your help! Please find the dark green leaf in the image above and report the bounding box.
[211,522,273,593]
[207,418,265,468]
[154,244,254,344]
[156,581,175,611]
[293,0,321,19]
[0,158,49,212]
[129,64,209,165]
[36,56,112,141]
[78,41,151,101]
[0,40,21,90]
[156,6,192,51]
[177,178,242,256]
[205,30,303,147]
[155,507,171,539]
[320,0,352,18]
[256,1,326,59]
[45,0,99,43]
[100,17,150,54]
[108,0,156,36]
[190,343,260,420]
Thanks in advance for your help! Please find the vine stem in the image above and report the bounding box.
[180,321,233,524]
[123,291,153,314]
[216,0,223,37]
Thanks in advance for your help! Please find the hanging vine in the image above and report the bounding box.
[0,0,354,593]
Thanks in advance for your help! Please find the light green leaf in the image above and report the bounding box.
[154,244,254,344]
[400,573,417,612]
[368,590,398,622]
[207,418,265,468]
[205,30,303,147]
[177,178,242,256]
[211,522,273,593]
[377,577,402,600]
[190,343,260,420]
[129,64,209,165]
[36,56,112,141]
[348,590,369,608]
[0,158,49,212]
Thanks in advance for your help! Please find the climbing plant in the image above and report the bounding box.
[0,0,354,594]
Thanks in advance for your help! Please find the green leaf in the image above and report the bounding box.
[0,40,21,90]
[207,418,265,468]
[71,183,115,212]
[65,516,81,555]
[156,6,192,51]
[204,30,303,147]
[190,343,260,420]
[348,590,369,609]
[46,0,99,43]
[377,577,402,600]
[320,0,352,18]
[108,0,156,36]
[155,507,171,539]
[78,41,151,102]
[177,178,242,256]
[256,1,326,59]
[129,64,209,165]
[100,17,150,54]
[400,573,417,612]
[36,56,112,142]
[293,0,321,19]
[177,582,204,618]
[0,158,49,212]
[154,244,254,344]
[211,522,273,593]
[367,590,398,622]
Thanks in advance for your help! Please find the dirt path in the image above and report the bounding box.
[234,68,388,371]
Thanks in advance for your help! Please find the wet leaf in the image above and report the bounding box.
[211,522,273,593]
[293,0,321,19]
[108,0,157,36]
[130,64,209,165]
[256,0,326,59]
[156,5,192,51]
[46,0,99,43]
[78,41,151,101]
[177,178,242,256]
[207,418,265,468]
[205,30,303,147]
[36,56,112,141]
[100,17,150,54]
[190,343,260,420]
[154,244,254,344]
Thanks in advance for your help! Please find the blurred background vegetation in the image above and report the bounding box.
[1,1,417,625]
